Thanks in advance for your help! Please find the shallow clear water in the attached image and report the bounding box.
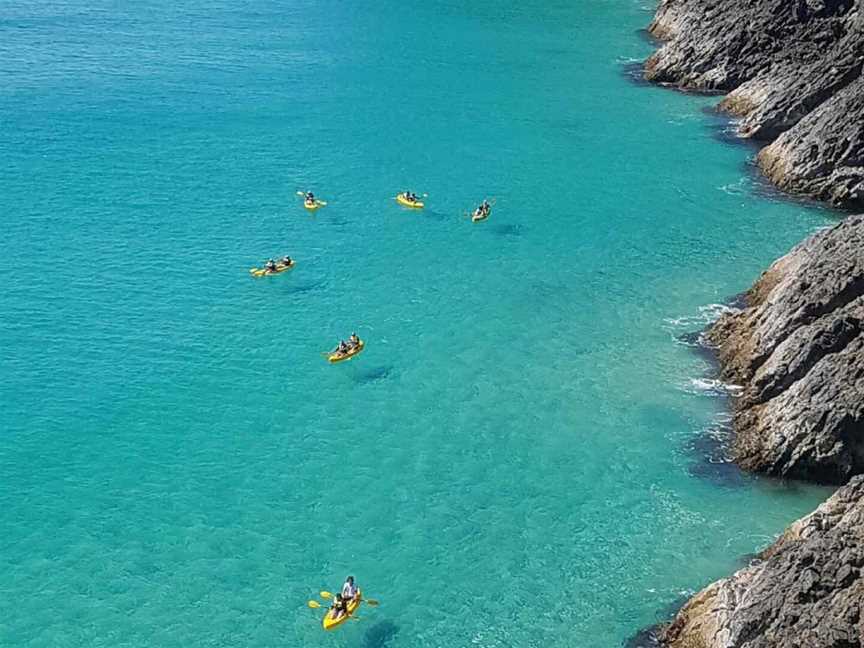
[1,1,836,646]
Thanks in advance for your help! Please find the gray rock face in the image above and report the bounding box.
[645,0,864,208]
[659,476,864,648]
[707,215,864,484]
[759,76,864,208]
[643,5,864,646]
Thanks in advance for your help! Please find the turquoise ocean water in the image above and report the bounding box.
[1,1,837,646]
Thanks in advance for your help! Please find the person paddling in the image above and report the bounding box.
[341,576,359,603]
[472,199,491,220]
[330,593,348,620]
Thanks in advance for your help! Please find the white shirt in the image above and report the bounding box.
[341,581,357,599]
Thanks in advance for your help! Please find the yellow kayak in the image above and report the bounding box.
[328,340,364,363]
[249,260,295,277]
[322,592,362,631]
[472,209,490,222]
[305,199,325,210]
[396,194,424,209]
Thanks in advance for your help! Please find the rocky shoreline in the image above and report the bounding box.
[645,0,863,209]
[706,216,864,486]
[640,0,864,645]
[661,477,864,648]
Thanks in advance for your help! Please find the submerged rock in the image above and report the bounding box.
[659,476,864,648]
[707,215,864,484]
[644,0,864,208]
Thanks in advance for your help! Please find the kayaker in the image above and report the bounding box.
[281,255,293,266]
[481,199,490,213]
[265,259,278,272]
[330,593,347,620]
[349,333,360,348]
[341,576,359,602]
[336,340,350,354]
[306,191,315,202]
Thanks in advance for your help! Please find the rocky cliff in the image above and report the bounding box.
[706,216,864,485]
[644,0,864,209]
[641,3,864,646]
[658,476,864,648]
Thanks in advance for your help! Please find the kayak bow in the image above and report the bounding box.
[322,591,362,630]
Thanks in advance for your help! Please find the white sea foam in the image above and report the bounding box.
[719,177,752,196]
[664,302,740,330]
[679,378,743,397]
[664,303,742,348]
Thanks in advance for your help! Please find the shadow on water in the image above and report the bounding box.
[351,365,395,385]
[635,27,661,45]
[528,279,566,300]
[419,209,448,223]
[675,329,719,364]
[621,61,652,87]
[623,626,663,648]
[685,418,750,488]
[735,551,762,570]
[361,620,399,648]
[283,280,328,295]
[700,105,760,152]
[622,594,688,647]
[327,216,353,228]
[491,223,522,238]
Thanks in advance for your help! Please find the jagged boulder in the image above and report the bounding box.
[707,215,864,484]
[758,76,864,208]
[645,0,858,93]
